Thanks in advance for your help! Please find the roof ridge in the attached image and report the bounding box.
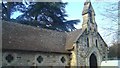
[2,20,66,34]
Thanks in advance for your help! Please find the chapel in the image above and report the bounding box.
[2,0,108,68]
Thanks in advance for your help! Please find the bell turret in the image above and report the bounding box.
[82,0,97,32]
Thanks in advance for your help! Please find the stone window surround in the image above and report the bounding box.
[36,55,44,64]
[3,52,17,64]
[59,56,67,64]
[87,37,89,47]
[61,56,66,63]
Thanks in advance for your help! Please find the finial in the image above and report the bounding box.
[84,0,91,5]
[86,0,90,2]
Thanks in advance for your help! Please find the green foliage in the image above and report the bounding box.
[2,2,24,20]
[2,1,80,32]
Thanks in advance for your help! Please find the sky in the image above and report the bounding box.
[63,1,118,46]
[10,0,118,46]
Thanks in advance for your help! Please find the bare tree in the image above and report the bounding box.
[97,2,119,43]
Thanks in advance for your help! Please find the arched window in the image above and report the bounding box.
[90,27,91,30]
[87,37,89,47]
[100,44,102,47]
[94,28,96,32]
[96,40,98,48]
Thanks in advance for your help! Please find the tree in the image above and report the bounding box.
[101,1,120,59]
[108,42,120,60]
[2,1,80,32]
[2,2,25,20]
[100,2,119,34]
[92,2,119,44]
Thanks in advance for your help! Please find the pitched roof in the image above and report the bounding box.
[97,32,108,47]
[2,21,83,53]
[65,29,83,50]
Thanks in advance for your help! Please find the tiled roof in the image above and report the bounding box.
[2,21,83,53]
[65,29,83,50]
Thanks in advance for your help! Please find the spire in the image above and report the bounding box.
[82,0,97,32]
[82,0,95,15]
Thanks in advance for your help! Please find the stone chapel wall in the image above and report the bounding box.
[2,51,70,66]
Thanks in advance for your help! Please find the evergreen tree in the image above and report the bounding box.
[2,1,80,32]
[2,2,24,20]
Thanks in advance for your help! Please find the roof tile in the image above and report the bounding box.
[2,21,83,53]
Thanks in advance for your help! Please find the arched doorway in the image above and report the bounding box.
[89,53,97,68]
